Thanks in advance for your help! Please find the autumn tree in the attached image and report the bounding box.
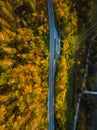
[0,0,49,129]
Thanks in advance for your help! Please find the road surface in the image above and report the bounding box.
[47,0,60,130]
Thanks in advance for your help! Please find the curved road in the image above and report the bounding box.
[73,34,97,130]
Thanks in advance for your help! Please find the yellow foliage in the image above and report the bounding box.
[77,61,81,65]
[1,59,13,66]
[0,0,48,129]
[24,85,33,94]
[0,105,6,122]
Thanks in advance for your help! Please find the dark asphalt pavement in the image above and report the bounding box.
[47,0,60,130]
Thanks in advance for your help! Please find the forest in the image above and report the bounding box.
[0,0,95,130]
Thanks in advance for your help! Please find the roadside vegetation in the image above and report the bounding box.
[53,0,78,129]
[53,0,94,129]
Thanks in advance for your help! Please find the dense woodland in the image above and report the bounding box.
[0,0,49,129]
[0,0,95,130]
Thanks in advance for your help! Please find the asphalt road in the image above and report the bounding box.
[47,0,55,130]
[47,0,60,130]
